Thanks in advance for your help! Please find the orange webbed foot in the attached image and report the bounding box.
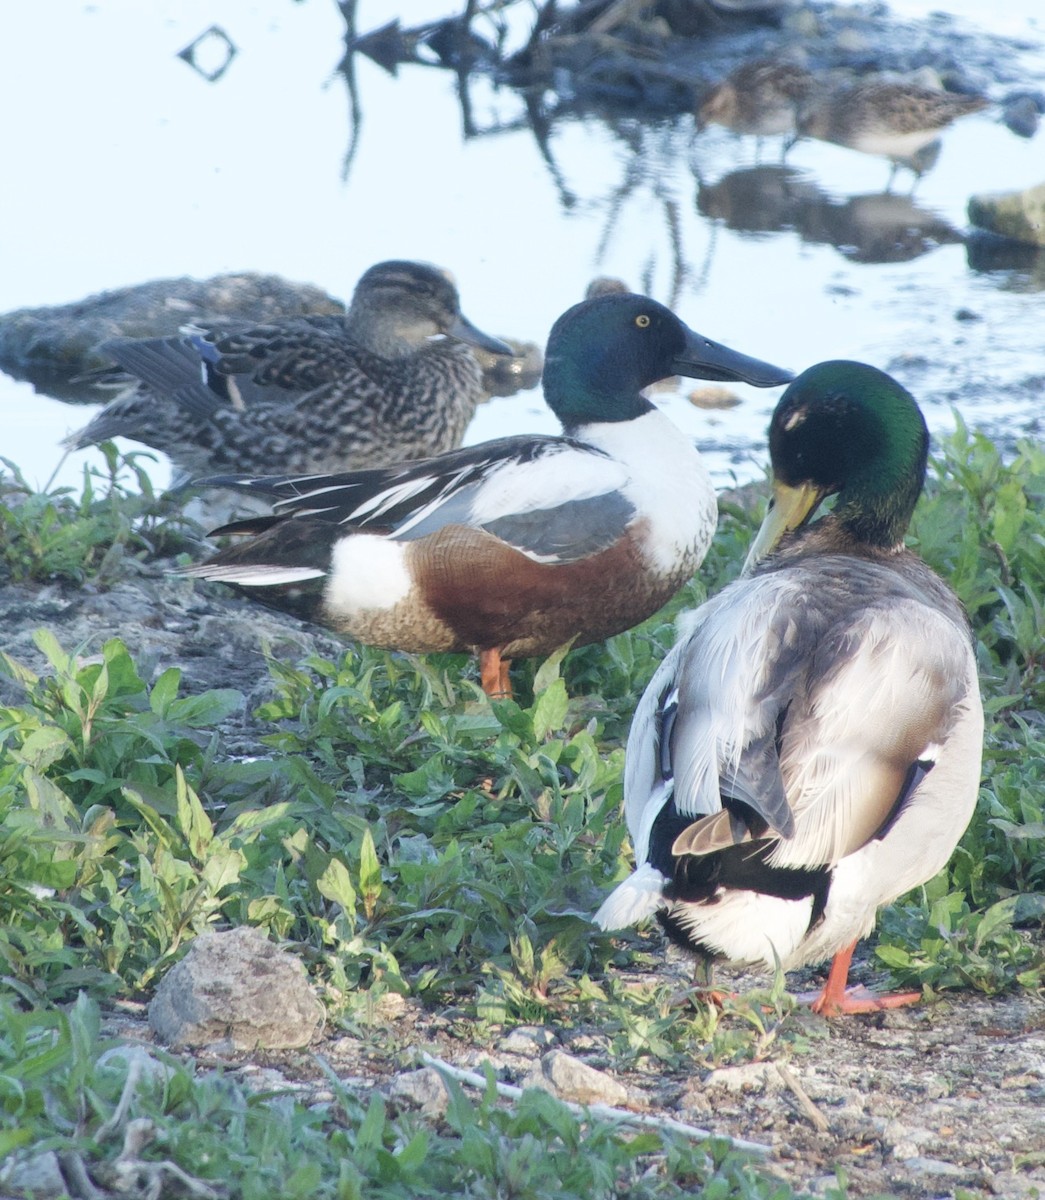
[797,940,923,1018]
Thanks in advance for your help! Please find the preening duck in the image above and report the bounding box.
[66,260,512,480]
[183,293,792,697]
[594,360,984,1016]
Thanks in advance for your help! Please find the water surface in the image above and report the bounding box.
[1,0,1042,492]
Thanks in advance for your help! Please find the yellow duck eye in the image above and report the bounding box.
[635,314,651,328]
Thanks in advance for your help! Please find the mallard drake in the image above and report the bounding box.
[66,260,513,481]
[183,293,792,697]
[594,360,983,1016]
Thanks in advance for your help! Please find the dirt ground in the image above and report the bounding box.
[5,557,1044,1200]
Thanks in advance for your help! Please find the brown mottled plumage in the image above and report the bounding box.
[67,260,512,482]
[798,80,988,177]
[698,60,815,139]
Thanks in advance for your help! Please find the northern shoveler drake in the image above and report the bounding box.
[594,360,984,1016]
[66,260,513,481]
[183,293,793,698]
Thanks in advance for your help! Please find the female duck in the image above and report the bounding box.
[595,360,983,1015]
[184,293,791,697]
[67,260,512,481]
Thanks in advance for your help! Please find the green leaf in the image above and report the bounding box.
[533,640,574,695]
[317,857,357,915]
[532,678,569,741]
[174,767,213,859]
[358,827,382,919]
[149,667,182,715]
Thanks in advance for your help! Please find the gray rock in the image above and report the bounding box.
[703,1061,785,1094]
[0,1150,66,1196]
[497,1025,557,1056]
[0,273,343,401]
[389,1067,452,1117]
[968,182,1045,247]
[898,1155,967,1177]
[522,1049,629,1107]
[148,926,324,1049]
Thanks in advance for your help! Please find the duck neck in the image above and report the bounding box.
[543,357,656,431]
[833,453,925,549]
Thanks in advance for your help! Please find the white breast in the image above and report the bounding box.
[583,411,717,574]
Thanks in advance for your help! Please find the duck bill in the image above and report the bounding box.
[673,329,793,388]
[447,314,514,357]
[742,479,826,574]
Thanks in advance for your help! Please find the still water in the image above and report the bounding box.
[1,0,1042,492]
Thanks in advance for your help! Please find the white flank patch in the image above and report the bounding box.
[466,444,627,524]
[592,863,669,930]
[584,412,716,574]
[193,563,325,586]
[324,534,411,616]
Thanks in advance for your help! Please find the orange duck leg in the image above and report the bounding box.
[799,940,923,1017]
[479,648,513,699]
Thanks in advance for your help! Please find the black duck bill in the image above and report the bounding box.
[674,328,793,388]
[444,314,514,356]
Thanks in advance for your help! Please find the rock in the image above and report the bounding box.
[702,1061,785,1093]
[0,1150,66,1197]
[989,1170,1045,1197]
[148,926,325,1049]
[521,1049,629,1107]
[0,273,343,401]
[389,1067,452,1117]
[968,183,1045,248]
[688,384,741,410]
[1001,93,1043,139]
[497,1025,557,1056]
[896,1155,967,1178]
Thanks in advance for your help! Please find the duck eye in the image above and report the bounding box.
[635,314,651,329]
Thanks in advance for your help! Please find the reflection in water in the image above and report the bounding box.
[335,1,1026,271]
[965,234,1045,292]
[696,165,964,264]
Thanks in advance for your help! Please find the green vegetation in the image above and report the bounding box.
[0,448,196,586]
[0,426,1042,1197]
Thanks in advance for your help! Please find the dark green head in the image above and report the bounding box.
[542,294,792,431]
[758,360,929,556]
